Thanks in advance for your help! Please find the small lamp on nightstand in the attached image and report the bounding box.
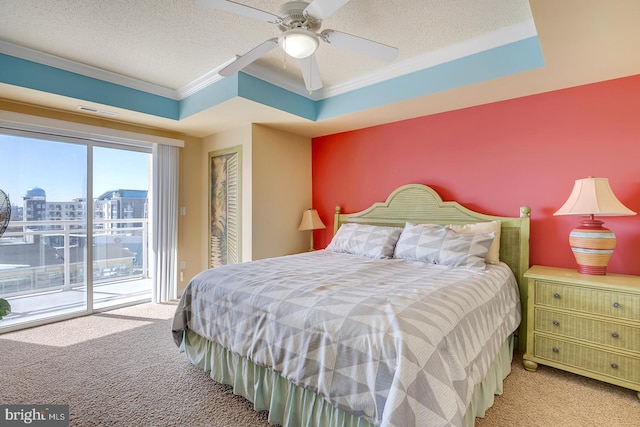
[298,208,325,251]
[554,177,636,275]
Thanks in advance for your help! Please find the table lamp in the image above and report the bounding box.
[554,177,636,275]
[298,208,325,251]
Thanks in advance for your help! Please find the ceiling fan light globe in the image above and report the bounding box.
[279,28,319,59]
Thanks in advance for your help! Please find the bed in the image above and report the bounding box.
[172,184,531,427]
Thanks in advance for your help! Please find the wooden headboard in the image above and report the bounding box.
[333,184,531,351]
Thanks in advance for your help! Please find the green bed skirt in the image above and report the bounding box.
[182,330,514,427]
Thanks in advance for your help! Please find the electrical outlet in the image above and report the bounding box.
[180,261,186,270]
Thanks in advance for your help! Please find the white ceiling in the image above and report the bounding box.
[0,0,532,90]
[1,0,639,139]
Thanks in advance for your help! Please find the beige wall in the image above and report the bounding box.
[251,124,311,260]
[176,135,204,291]
[179,123,312,293]
[0,101,182,140]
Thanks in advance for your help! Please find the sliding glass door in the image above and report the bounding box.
[0,134,89,327]
[0,132,151,331]
[92,146,151,310]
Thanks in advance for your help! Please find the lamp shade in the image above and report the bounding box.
[554,177,635,275]
[298,209,325,231]
[554,177,636,217]
[279,28,319,59]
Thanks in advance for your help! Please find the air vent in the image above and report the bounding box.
[76,105,118,117]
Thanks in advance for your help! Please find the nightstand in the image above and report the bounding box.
[523,265,640,400]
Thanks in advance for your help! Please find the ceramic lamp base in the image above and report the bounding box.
[568,219,616,275]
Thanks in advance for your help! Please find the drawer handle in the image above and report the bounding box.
[553,293,561,299]
[611,332,619,339]
[613,302,621,308]
[611,363,619,370]
[552,347,560,353]
[552,320,560,327]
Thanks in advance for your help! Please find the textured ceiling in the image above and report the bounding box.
[0,0,532,92]
[1,1,639,139]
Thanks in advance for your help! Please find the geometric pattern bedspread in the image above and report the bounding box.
[172,251,520,427]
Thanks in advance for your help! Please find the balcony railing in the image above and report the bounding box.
[0,218,149,298]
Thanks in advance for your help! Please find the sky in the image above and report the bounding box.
[0,134,149,203]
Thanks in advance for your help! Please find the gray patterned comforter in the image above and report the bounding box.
[172,250,520,427]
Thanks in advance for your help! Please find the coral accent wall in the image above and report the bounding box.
[312,74,640,275]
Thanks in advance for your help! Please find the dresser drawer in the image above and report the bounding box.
[535,281,640,321]
[534,335,640,385]
[534,308,640,353]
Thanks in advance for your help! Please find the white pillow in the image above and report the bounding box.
[438,230,495,270]
[325,223,402,258]
[393,222,448,263]
[447,221,501,264]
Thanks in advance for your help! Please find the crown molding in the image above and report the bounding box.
[241,62,325,100]
[320,19,538,98]
[227,19,537,100]
[175,57,238,99]
[0,40,179,100]
[1,19,537,105]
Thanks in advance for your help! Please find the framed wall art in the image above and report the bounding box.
[208,146,242,268]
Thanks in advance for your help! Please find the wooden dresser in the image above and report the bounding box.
[523,265,640,400]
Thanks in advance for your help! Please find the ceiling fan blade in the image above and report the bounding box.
[196,0,280,24]
[298,55,323,91]
[304,0,350,20]
[219,38,278,77]
[320,29,399,62]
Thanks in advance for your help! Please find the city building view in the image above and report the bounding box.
[0,185,151,327]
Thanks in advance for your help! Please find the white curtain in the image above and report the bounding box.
[151,144,179,303]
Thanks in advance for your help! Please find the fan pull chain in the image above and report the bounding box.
[308,59,313,95]
[282,37,287,70]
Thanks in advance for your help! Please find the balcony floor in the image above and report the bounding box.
[0,278,151,331]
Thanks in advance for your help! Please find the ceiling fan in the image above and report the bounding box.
[197,0,399,92]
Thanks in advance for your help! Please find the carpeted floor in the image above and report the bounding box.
[1,302,638,426]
